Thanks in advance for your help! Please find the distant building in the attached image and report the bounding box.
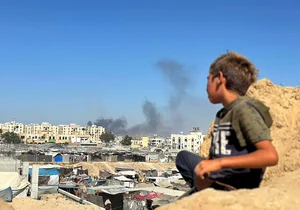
[0,121,25,134]
[149,134,166,148]
[141,136,149,148]
[171,127,204,153]
[131,136,149,148]
[131,137,142,148]
[0,121,105,145]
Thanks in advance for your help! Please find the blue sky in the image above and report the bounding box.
[0,0,299,133]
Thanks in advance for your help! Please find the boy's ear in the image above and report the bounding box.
[218,71,226,85]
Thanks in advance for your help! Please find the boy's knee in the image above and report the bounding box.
[176,150,189,167]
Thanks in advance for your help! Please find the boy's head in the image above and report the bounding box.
[206,51,258,104]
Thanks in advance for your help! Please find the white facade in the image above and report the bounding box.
[87,125,105,143]
[171,127,204,153]
[0,121,105,144]
[0,121,24,134]
[149,134,166,147]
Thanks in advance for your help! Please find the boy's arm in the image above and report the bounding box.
[196,104,278,178]
[220,140,278,168]
[196,140,278,178]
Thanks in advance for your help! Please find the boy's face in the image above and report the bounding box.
[206,74,221,104]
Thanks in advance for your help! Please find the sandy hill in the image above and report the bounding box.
[0,194,99,210]
[158,78,300,210]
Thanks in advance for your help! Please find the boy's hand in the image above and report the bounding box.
[194,159,222,179]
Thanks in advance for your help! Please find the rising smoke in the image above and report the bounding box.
[156,60,195,132]
[90,59,217,136]
[93,100,170,136]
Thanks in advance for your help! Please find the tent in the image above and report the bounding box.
[0,187,13,202]
[28,167,60,176]
[0,172,30,201]
[53,154,63,162]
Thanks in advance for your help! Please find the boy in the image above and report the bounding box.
[176,52,278,193]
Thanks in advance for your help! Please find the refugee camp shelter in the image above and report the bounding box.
[113,176,135,188]
[0,172,30,202]
[29,165,60,194]
[53,153,63,162]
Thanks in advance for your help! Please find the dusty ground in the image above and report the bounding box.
[158,79,300,210]
[1,194,99,210]
[158,168,300,210]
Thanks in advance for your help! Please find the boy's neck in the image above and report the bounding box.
[221,91,241,108]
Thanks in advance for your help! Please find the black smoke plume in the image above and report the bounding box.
[92,100,170,136]
[89,59,217,136]
[156,60,195,132]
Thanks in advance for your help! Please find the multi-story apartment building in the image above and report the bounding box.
[131,137,142,148]
[87,125,105,143]
[131,136,149,148]
[171,127,204,153]
[0,121,25,134]
[148,134,166,148]
[0,121,105,145]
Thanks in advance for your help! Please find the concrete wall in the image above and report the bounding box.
[0,156,21,172]
[20,154,52,162]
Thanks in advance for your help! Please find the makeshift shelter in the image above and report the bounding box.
[28,166,60,194]
[53,154,63,162]
[0,172,30,201]
[0,187,13,202]
[114,176,135,188]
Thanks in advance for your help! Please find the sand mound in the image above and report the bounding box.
[157,168,300,210]
[11,194,98,210]
[0,199,14,210]
[159,79,300,210]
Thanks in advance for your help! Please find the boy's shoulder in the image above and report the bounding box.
[216,96,272,125]
[233,96,273,128]
[213,96,272,147]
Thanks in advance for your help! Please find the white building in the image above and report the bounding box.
[87,125,105,143]
[149,134,166,148]
[171,127,204,153]
[0,121,25,134]
[0,121,105,144]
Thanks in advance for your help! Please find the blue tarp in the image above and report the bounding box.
[0,187,13,202]
[53,154,63,162]
[29,168,59,176]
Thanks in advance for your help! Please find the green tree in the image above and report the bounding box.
[100,132,115,143]
[121,135,132,146]
[87,121,93,127]
[2,132,22,144]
